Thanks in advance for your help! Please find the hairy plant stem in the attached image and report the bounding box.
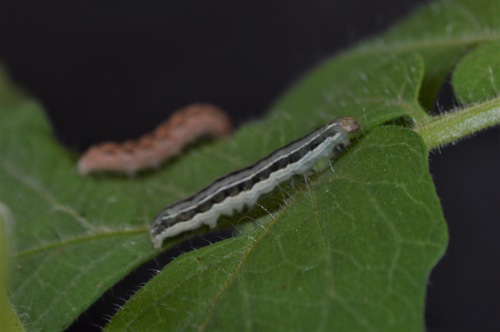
[415,96,500,149]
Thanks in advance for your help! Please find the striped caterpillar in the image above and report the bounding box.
[77,104,233,175]
[150,116,360,248]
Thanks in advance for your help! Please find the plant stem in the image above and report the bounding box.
[415,97,500,149]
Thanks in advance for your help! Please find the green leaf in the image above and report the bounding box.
[361,0,500,108]
[2,0,500,330]
[273,53,427,127]
[0,91,158,330]
[105,126,447,331]
[453,41,500,104]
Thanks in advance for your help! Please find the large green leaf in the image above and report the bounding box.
[1,0,500,330]
[0,54,428,331]
[105,126,446,331]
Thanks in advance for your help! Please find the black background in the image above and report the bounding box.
[0,1,499,331]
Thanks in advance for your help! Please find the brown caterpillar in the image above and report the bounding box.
[77,103,233,175]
